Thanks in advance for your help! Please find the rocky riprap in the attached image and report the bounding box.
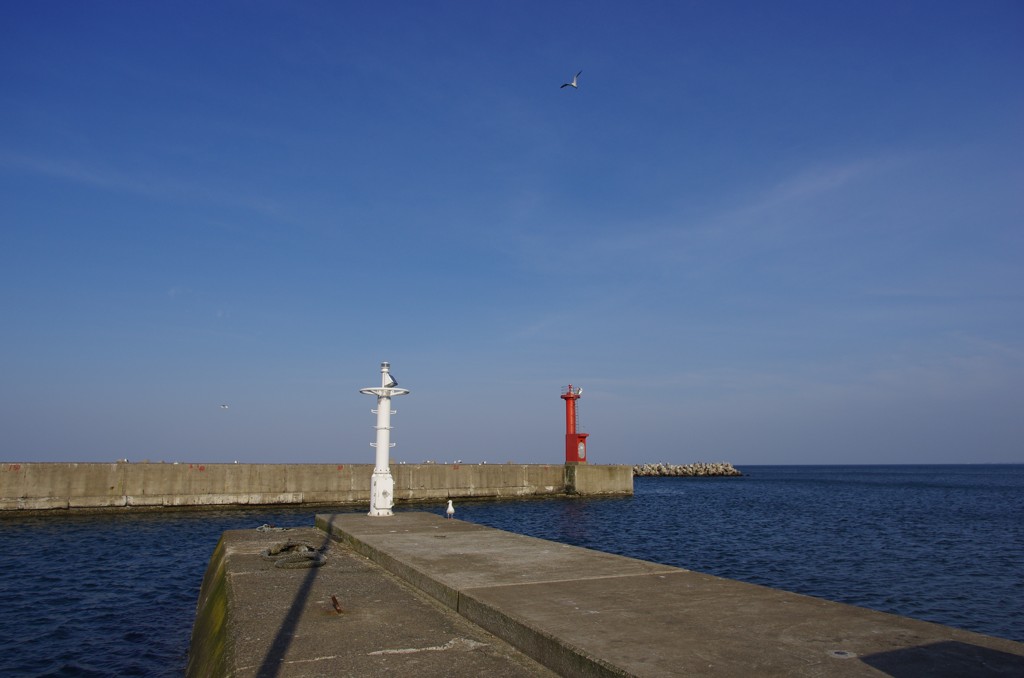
[633,462,742,477]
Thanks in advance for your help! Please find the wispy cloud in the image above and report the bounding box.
[512,152,903,275]
[1,152,152,194]
[750,157,887,210]
[659,154,901,254]
[586,336,1024,417]
[0,151,283,216]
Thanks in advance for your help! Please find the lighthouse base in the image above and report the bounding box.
[368,469,394,517]
[565,432,589,464]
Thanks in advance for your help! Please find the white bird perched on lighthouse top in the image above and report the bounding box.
[560,70,581,89]
[446,499,455,519]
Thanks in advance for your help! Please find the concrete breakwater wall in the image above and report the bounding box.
[0,462,632,511]
[633,461,742,477]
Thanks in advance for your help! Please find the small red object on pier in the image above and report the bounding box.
[561,385,589,464]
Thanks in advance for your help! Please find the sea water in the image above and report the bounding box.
[0,464,1020,676]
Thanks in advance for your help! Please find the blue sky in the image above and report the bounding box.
[2,1,1021,465]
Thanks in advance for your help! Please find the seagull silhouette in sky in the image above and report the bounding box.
[560,70,582,89]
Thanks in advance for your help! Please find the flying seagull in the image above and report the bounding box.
[560,70,581,89]
[219,404,229,409]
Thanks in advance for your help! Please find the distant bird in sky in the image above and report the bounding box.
[561,70,582,89]
[446,499,455,519]
[219,404,229,409]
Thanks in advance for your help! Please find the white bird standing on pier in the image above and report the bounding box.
[446,499,455,519]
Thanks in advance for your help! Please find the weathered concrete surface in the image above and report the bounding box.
[0,462,370,510]
[319,512,1024,677]
[392,463,565,501]
[187,526,557,677]
[565,463,632,495]
[0,462,631,511]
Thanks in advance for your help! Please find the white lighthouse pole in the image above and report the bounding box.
[360,361,409,516]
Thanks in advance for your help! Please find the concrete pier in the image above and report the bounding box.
[315,513,1024,677]
[189,512,1024,677]
[187,525,556,677]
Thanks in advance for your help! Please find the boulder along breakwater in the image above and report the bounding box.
[633,461,742,477]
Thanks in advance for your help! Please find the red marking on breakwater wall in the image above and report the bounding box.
[337,465,345,471]
[7,464,21,471]
[188,464,206,471]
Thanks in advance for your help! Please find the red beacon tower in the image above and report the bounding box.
[561,384,588,464]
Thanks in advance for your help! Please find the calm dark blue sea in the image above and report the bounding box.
[0,464,1021,676]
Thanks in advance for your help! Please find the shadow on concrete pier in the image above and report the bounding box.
[860,640,1024,677]
[252,530,334,678]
